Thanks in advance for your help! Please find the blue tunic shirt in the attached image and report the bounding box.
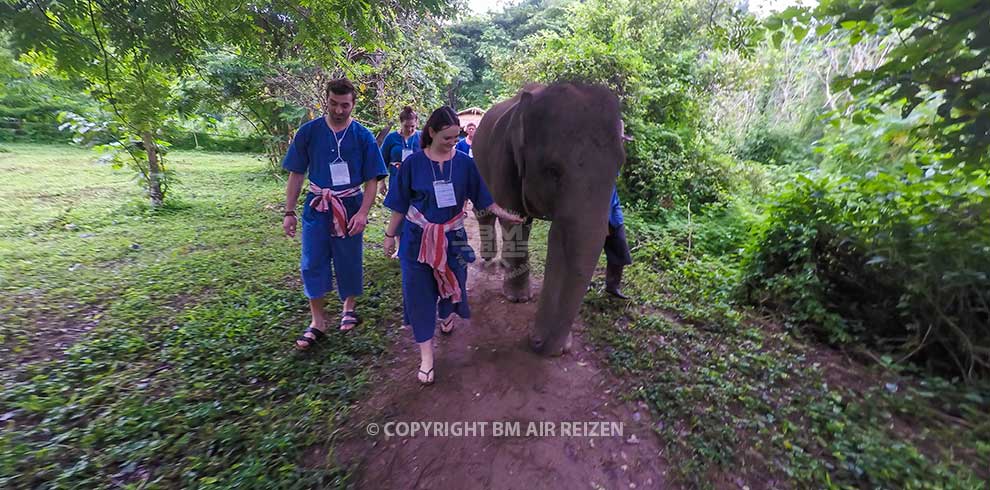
[610,187,624,227]
[282,117,387,190]
[384,151,494,261]
[455,138,472,156]
[381,131,421,174]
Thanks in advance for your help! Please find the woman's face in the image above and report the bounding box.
[466,124,476,138]
[401,117,418,134]
[429,124,461,153]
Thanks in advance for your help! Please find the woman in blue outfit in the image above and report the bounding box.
[454,121,476,157]
[383,107,522,385]
[379,106,421,196]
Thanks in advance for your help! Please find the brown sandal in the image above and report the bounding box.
[340,311,359,332]
[295,325,327,351]
[440,316,455,335]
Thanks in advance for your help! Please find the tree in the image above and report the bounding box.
[1,0,452,205]
[783,0,990,169]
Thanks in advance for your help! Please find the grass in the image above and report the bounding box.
[0,144,403,487]
[2,143,987,489]
[579,206,990,489]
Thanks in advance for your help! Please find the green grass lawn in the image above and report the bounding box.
[0,144,402,487]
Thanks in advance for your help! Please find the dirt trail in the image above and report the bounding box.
[335,210,671,489]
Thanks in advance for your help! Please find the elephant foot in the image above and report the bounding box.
[529,332,573,357]
[503,284,532,303]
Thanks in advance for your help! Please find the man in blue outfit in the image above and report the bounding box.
[281,78,388,350]
[604,186,633,299]
[603,125,634,299]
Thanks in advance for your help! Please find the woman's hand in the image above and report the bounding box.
[383,236,397,256]
[493,205,525,225]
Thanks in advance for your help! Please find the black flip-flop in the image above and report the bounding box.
[340,311,360,331]
[295,325,326,351]
[418,367,435,385]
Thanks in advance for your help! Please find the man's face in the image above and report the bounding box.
[430,125,461,152]
[327,92,355,125]
[402,117,418,134]
[466,124,476,138]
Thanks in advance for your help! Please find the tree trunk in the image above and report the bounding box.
[142,131,164,207]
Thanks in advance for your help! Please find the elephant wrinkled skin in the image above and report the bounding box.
[472,83,624,356]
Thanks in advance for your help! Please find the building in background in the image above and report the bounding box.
[457,107,485,130]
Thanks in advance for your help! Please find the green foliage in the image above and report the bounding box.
[444,0,570,108]
[491,0,752,211]
[0,38,96,143]
[739,122,812,166]
[584,208,988,488]
[810,0,990,168]
[741,168,990,377]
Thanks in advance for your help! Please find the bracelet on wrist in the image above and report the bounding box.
[384,231,396,238]
[284,210,296,217]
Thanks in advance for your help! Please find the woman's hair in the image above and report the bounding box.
[420,106,460,149]
[465,122,477,129]
[399,106,417,122]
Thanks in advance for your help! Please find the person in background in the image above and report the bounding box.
[379,106,421,196]
[282,78,388,350]
[455,121,476,157]
[383,106,522,385]
[603,124,634,299]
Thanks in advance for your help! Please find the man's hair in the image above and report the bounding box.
[420,106,460,149]
[326,78,356,101]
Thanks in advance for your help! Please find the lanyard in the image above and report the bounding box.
[331,121,351,163]
[402,132,415,149]
[430,155,453,183]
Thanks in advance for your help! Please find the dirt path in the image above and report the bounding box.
[335,210,671,489]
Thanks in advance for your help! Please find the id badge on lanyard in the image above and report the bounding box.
[402,148,414,161]
[433,180,457,208]
[330,122,352,186]
[330,159,351,186]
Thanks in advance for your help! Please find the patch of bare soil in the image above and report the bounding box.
[333,212,672,490]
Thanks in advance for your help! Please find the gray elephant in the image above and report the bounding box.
[472,82,625,356]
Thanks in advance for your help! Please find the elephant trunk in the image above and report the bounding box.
[530,215,608,355]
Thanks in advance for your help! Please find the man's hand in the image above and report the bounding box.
[347,211,369,235]
[283,215,298,238]
[383,236,396,257]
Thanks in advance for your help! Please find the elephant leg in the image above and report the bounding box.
[500,218,532,302]
[530,218,605,356]
[475,208,498,262]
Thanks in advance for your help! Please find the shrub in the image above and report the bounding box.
[741,168,990,378]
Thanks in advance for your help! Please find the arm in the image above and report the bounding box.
[383,210,405,256]
[283,171,305,238]
[347,178,378,235]
[484,203,525,225]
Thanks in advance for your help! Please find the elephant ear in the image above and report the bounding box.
[509,90,532,181]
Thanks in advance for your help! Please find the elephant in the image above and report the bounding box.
[472,82,625,356]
